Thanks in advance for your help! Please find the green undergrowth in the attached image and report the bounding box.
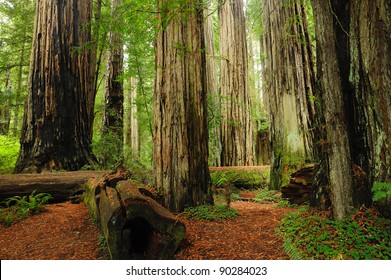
[210,168,270,190]
[184,205,239,221]
[0,135,19,174]
[0,191,53,226]
[277,206,391,260]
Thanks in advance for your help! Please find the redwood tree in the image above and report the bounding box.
[154,0,213,212]
[101,0,124,166]
[311,0,391,219]
[262,0,315,190]
[14,0,97,173]
[219,0,254,166]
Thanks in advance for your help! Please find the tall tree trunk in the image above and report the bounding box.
[154,0,213,212]
[102,0,124,165]
[348,0,391,204]
[0,67,11,135]
[219,0,254,166]
[124,77,140,160]
[262,0,315,190]
[311,0,354,220]
[12,38,27,137]
[204,1,221,167]
[14,0,97,173]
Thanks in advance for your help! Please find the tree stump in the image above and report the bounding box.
[85,171,185,260]
[281,165,314,205]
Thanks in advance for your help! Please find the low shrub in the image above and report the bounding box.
[277,206,391,260]
[0,191,53,226]
[184,205,239,221]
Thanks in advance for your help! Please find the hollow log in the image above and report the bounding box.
[85,174,185,260]
[281,165,314,205]
[0,171,105,203]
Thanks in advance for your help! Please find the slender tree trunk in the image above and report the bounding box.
[14,0,97,173]
[262,0,315,190]
[204,1,221,167]
[311,0,354,220]
[154,0,213,212]
[219,0,254,166]
[12,38,27,137]
[102,0,124,165]
[0,67,11,135]
[124,77,139,160]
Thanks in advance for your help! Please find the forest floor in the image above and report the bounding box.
[0,192,294,260]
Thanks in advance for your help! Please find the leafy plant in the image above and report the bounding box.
[372,182,391,202]
[0,191,53,226]
[254,189,280,203]
[276,206,391,260]
[184,205,239,221]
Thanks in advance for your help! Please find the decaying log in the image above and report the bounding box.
[0,171,105,203]
[85,172,185,260]
[281,165,314,205]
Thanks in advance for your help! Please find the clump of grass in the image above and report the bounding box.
[276,206,391,260]
[0,191,53,226]
[184,205,239,221]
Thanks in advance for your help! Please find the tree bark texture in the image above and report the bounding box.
[204,2,221,167]
[348,0,391,202]
[219,0,254,166]
[0,68,11,135]
[102,0,124,159]
[262,0,315,190]
[14,0,97,173]
[311,0,391,219]
[311,0,354,220]
[124,77,140,160]
[154,0,213,212]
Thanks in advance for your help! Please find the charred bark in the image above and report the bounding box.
[14,0,97,173]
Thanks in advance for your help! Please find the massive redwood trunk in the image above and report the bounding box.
[14,0,97,173]
[154,0,213,212]
[262,0,315,190]
[219,0,254,166]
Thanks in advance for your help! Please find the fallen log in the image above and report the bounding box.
[85,172,185,260]
[281,164,314,205]
[0,171,106,203]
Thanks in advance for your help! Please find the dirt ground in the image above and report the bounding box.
[0,199,294,260]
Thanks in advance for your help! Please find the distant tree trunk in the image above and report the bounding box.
[12,38,27,137]
[262,0,315,190]
[102,0,124,165]
[89,0,102,141]
[311,0,354,220]
[0,67,11,135]
[219,0,254,166]
[14,0,97,173]
[204,2,221,167]
[348,0,391,204]
[154,0,213,212]
[124,77,139,160]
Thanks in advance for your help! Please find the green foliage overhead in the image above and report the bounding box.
[277,207,391,260]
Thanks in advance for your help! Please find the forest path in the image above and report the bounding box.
[0,200,293,260]
[175,201,294,260]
